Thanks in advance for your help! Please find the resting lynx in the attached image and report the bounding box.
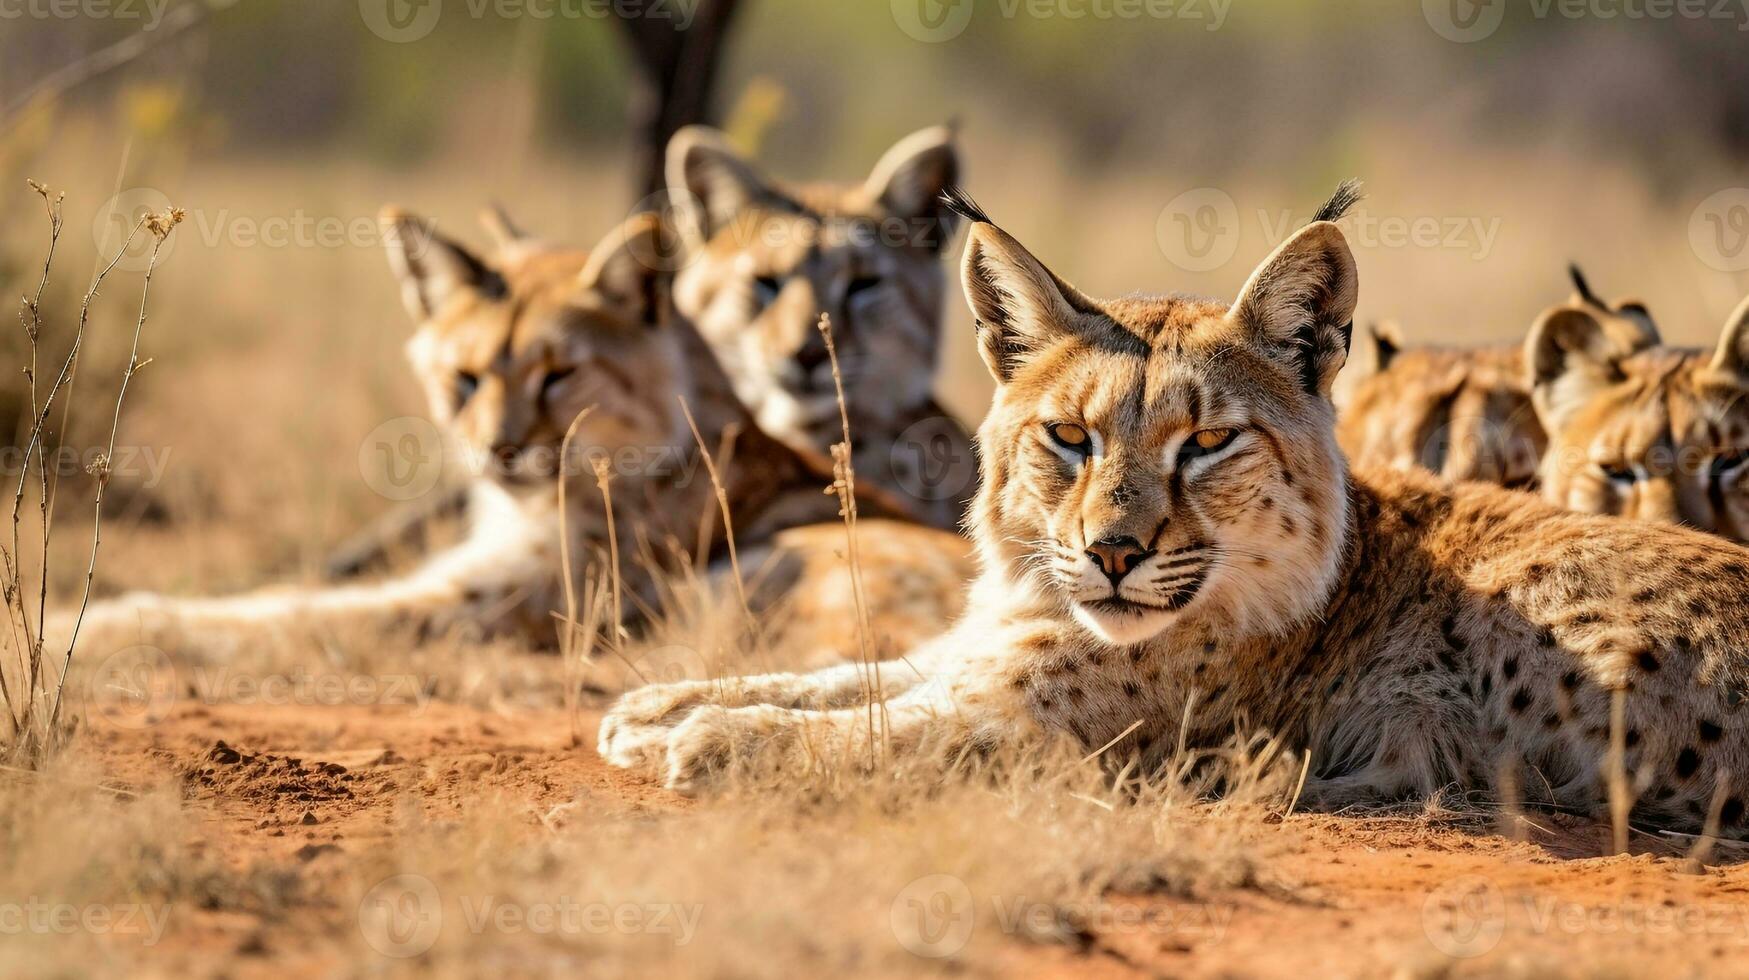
[1531,291,1749,541]
[665,125,977,529]
[1337,266,1657,488]
[63,212,972,658]
[602,187,1749,839]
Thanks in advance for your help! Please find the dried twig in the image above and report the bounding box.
[47,206,183,734]
[816,314,883,765]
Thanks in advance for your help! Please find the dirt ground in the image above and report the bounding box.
[40,695,1749,979]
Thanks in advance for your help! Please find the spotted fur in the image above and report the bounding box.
[604,192,1749,839]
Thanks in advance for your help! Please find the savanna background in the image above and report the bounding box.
[4,1,1749,976]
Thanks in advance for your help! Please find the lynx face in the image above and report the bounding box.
[952,191,1359,646]
[381,211,680,491]
[665,126,960,446]
[1530,294,1749,540]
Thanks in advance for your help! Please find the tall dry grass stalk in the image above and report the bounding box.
[0,180,181,766]
[815,314,885,767]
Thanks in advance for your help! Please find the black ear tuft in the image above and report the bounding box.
[939,185,994,226]
[1311,179,1364,225]
[1568,263,1602,307]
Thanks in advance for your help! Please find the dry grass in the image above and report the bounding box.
[4,110,1749,977]
[1,180,181,766]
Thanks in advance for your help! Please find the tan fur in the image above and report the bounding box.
[603,198,1749,840]
[1336,272,1657,489]
[666,126,976,529]
[1338,340,1543,487]
[1532,293,1749,541]
[62,213,973,654]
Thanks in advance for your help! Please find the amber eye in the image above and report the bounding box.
[1195,429,1233,450]
[1047,423,1091,456]
[1181,428,1238,460]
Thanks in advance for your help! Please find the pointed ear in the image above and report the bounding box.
[1367,321,1402,373]
[1231,221,1358,398]
[665,126,784,245]
[1709,294,1749,378]
[380,207,501,321]
[958,218,1097,384]
[579,214,670,328]
[1525,305,1633,432]
[865,125,961,251]
[479,203,531,252]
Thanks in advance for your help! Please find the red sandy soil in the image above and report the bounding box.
[79,701,1749,978]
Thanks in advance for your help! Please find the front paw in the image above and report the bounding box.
[661,705,797,797]
[597,680,720,770]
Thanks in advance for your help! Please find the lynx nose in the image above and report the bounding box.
[1085,536,1153,584]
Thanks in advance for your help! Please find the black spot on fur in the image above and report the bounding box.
[1699,720,1724,743]
[1441,613,1468,653]
[1122,680,1141,699]
[1723,797,1746,825]
[1510,689,1533,713]
[1677,747,1702,779]
[1501,657,1518,680]
[1637,651,1661,673]
[1560,671,1581,691]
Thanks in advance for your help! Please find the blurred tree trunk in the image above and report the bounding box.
[615,0,745,201]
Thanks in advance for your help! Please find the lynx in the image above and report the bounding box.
[665,125,977,529]
[1531,291,1749,541]
[1337,266,1657,488]
[602,187,1749,842]
[63,212,972,660]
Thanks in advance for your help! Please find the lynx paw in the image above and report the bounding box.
[597,680,722,770]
